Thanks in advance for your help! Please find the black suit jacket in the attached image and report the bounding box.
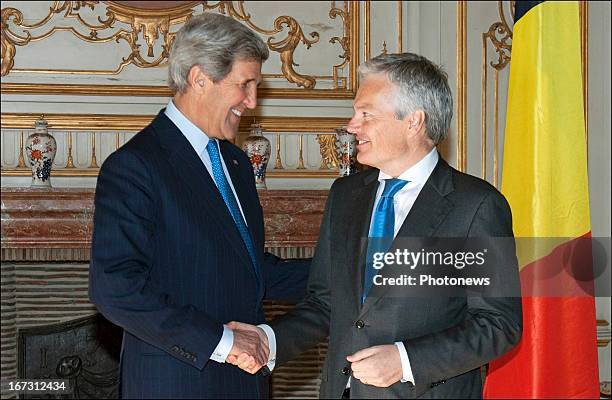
[89,110,308,399]
[271,156,522,399]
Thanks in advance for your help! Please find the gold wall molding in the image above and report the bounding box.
[0,83,359,99]
[329,1,352,90]
[397,1,403,52]
[0,167,339,178]
[1,112,155,131]
[1,1,359,98]
[481,1,513,187]
[0,113,349,132]
[267,170,337,178]
[456,1,467,173]
[364,0,370,62]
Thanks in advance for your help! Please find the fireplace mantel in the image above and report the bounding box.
[1,187,328,261]
[1,187,329,399]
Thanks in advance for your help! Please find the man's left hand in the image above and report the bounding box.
[346,345,403,388]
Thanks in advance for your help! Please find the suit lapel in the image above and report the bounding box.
[152,112,256,277]
[341,171,379,309]
[219,141,265,288]
[220,142,260,246]
[359,158,455,316]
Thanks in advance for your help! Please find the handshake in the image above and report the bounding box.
[225,321,270,375]
[224,321,406,388]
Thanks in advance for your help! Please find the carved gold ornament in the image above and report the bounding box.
[1,7,28,76]
[204,1,320,88]
[316,134,338,169]
[329,2,350,89]
[483,1,513,70]
[480,1,514,187]
[1,1,199,76]
[0,1,340,91]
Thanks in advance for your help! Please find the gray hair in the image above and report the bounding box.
[168,13,269,93]
[358,53,453,145]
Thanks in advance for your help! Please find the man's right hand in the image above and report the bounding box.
[226,321,269,374]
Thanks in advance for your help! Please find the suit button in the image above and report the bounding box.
[341,366,351,375]
[355,320,365,329]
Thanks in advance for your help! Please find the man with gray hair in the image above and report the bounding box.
[89,13,308,398]
[230,53,522,398]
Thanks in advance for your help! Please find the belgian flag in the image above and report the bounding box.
[482,2,599,398]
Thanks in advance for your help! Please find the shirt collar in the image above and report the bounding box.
[378,147,439,186]
[164,99,211,155]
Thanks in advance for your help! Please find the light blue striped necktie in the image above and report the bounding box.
[206,139,259,276]
[363,178,409,303]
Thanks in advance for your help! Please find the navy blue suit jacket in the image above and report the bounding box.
[89,110,309,399]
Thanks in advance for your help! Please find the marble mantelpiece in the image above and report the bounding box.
[1,187,328,261]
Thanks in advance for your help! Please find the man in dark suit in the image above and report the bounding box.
[230,53,522,398]
[88,13,308,399]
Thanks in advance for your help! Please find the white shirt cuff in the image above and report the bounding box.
[210,325,234,363]
[258,324,277,371]
[395,341,415,384]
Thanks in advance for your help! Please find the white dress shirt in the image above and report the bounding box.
[164,101,276,369]
[368,147,439,385]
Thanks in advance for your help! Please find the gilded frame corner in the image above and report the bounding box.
[1,1,360,99]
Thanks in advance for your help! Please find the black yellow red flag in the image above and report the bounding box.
[483,2,599,398]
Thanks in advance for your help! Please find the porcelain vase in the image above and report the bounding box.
[335,127,357,176]
[242,123,271,189]
[25,117,57,187]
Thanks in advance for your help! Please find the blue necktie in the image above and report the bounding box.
[206,140,259,276]
[362,178,409,303]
